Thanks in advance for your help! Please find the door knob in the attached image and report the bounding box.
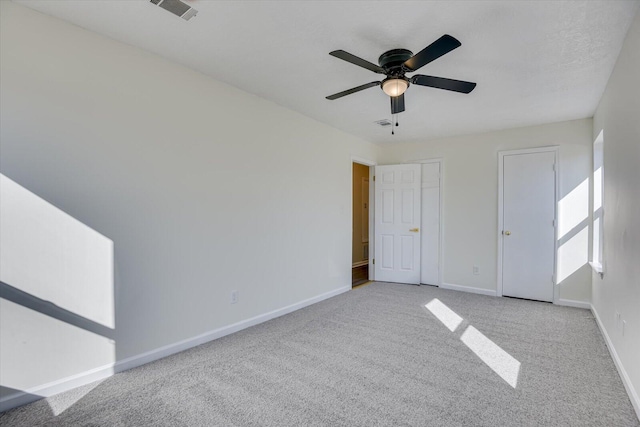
[409,228,419,232]
[504,230,511,236]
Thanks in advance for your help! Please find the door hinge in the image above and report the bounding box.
[373,175,376,182]
[552,163,556,171]
[552,219,556,227]
[373,258,375,265]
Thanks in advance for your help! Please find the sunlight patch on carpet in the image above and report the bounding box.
[425,298,463,332]
[47,378,107,416]
[460,326,521,388]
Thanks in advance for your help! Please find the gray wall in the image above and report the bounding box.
[0,1,378,398]
[592,9,640,416]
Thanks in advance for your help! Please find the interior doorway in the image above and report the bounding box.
[498,147,558,302]
[373,164,422,284]
[352,162,371,286]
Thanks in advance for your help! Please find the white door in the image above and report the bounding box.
[502,151,556,302]
[374,164,421,284]
[421,162,440,285]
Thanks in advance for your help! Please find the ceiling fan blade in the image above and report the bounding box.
[329,50,386,74]
[411,75,476,94]
[391,94,405,114]
[403,35,461,72]
[326,81,381,100]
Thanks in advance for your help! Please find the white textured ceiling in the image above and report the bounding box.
[15,0,639,144]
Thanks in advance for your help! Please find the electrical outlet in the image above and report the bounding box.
[473,266,480,275]
[231,290,239,304]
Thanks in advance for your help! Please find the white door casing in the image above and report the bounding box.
[420,162,440,285]
[374,164,421,284]
[500,149,557,302]
[351,156,376,282]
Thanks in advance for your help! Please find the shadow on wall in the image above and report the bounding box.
[0,174,115,414]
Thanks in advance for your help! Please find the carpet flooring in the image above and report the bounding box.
[1,282,638,426]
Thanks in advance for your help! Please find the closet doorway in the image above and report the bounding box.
[352,161,372,287]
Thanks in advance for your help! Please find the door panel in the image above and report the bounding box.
[401,235,414,270]
[382,235,394,269]
[502,152,556,302]
[375,164,421,284]
[401,189,415,223]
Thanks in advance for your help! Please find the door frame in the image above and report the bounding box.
[405,158,444,286]
[351,156,376,282]
[497,146,559,302]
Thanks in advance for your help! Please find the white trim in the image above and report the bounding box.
[361,177,369,243]
[113,287,340,371]
[439,282,497,297]
[589,261,604,278]
[350,156,376,167]
[553,153,560,304]
[0,363,115,412]
[556,298,591,309]
[591,304,640,420]
[405,157,444,287]
[497,153,504,297]
[352,260,368,268]
[116,285,350,372]
[0,286,351,413]
[590,130,605,274]
[438,160,444,287]
[351,156,376,283]
[497,146,559,303]
[368,166,375,280]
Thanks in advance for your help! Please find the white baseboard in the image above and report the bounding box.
[556,298,591,309]
[439,282,497,297]
[116,285,350,373]
[0,363,115,412]
[591,304,640,421]
[0,285,351,413]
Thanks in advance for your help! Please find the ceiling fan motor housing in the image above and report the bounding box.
[378,49,413,75]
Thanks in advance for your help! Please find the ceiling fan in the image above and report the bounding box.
[326,35,476,116]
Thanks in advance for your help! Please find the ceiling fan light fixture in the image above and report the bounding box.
[382,78,409,97]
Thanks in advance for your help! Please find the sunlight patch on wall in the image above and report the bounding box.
[592,217,601,265]
[558,177,589,240]
[557,226,589,284]
[0,299,115,395]
[425,298,463,332]
[460,326,521,388]
[0,174,115,398]
[0,174,114,328]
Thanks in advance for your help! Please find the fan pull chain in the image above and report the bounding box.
[391,114,400,135]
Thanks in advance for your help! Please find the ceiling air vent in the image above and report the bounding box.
[374,119,392,127]
[150,0,198,21]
